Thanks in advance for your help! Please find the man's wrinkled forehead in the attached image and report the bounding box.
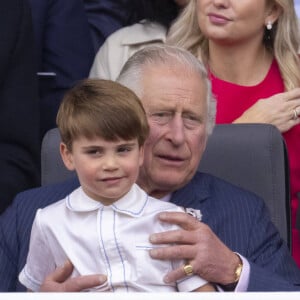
[140,64,207,106]
[144,87,205,110]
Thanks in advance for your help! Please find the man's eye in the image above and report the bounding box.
[183,114,202,128]
[151,112,172,124]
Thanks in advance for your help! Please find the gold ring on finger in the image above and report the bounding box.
[183,263,194,276]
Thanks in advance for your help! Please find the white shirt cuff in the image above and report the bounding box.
[216,253,250,292]
[234,254,250,292]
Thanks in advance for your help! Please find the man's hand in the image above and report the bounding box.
[149,212,240,285]
[39,260,107,292]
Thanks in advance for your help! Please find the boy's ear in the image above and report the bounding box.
[60,142,75,171]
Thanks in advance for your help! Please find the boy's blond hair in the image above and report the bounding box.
[56,79,149,150]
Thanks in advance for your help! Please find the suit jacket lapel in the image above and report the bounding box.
[170,172,210,208]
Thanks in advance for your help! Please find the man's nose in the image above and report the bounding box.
[166,115,185,146]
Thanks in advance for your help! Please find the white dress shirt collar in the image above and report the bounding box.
[66,184,149,218]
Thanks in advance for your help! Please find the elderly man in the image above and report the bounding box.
[1,45,300,292]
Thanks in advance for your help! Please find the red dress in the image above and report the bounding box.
[210,60,300,267]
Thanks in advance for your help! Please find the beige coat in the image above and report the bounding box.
[89,21,167,81]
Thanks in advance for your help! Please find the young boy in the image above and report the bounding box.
[19,79,214,292]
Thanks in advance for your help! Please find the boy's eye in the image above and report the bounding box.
[117,146,131,153]
[85,149,102,155]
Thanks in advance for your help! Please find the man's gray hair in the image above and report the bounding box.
[117,45,216,135]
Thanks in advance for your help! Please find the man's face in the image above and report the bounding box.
[137,64,208,198]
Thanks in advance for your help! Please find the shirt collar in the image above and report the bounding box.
[66,184,149,218]
[120,21,167,46]
[159,194,172,202]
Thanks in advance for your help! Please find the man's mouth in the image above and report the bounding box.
[158,155,183,161]
[156,154,186,167]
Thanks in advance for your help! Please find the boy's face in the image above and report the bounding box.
[60,136,144,205]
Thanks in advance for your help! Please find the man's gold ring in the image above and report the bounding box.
[183,263,194,276]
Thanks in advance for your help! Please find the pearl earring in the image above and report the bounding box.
[266,21,272,30]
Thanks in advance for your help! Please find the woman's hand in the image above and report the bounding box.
[234,88,300,132]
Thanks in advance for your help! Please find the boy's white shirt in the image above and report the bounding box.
[19,184,206,292]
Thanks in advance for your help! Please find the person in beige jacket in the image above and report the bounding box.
[89,21,167,81]
[89,0,187,80]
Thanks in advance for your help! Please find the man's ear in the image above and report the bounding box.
[60,142,75,171]
[138,145,145,167]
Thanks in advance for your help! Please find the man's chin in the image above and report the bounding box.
[138,167,195,196]
[151,175,189,193]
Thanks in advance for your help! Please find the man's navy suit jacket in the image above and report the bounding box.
[83,0,131,53]
[0,0,40,213]
[1,172,300,291]
[28,0,95,138]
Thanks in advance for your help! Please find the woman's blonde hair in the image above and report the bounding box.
[167,0,300,90]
